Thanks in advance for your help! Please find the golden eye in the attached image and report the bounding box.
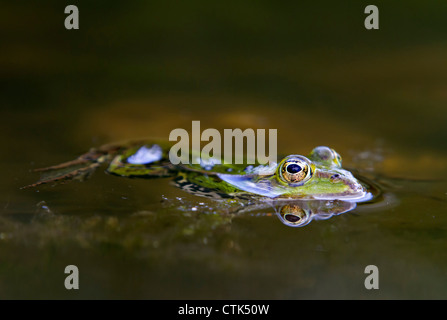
[277,204,311,227]
[281,205,306,221]
[278,156,313,185]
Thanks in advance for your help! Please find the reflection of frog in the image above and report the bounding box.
[25,142,376,227]
[273,200,357,227]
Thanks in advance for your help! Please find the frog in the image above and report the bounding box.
[24,141,377,226]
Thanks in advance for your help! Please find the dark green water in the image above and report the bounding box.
[1,1,447,299]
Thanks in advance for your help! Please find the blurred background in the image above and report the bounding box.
[1,0,447,299]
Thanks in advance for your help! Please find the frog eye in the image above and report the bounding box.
[277,204,312,227]
[310,146,342,168]
[281,205,306,223]
[278,156,313,185]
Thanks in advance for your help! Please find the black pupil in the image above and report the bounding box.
[285,214,301,222]
[286,163,302,174]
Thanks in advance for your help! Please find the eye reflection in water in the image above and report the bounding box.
[272,200,357,227]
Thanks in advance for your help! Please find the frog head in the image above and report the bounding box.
[217,146,370,201]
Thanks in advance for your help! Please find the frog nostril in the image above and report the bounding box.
[330,174,341,182]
